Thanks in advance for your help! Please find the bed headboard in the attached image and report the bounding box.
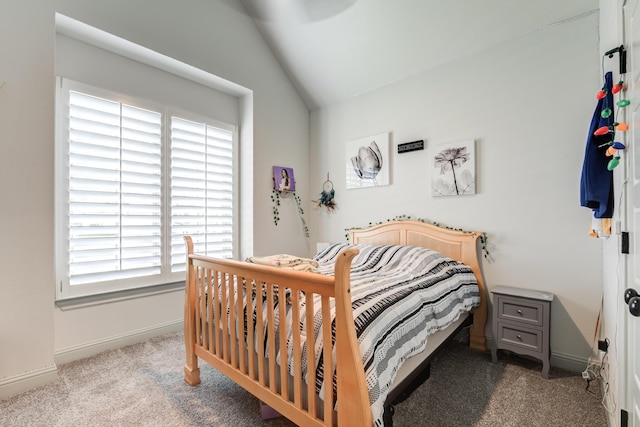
[349,220,487,351]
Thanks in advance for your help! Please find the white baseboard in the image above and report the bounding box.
[0,364,58,400]
[0,321,183,401]
[54,319,183,365]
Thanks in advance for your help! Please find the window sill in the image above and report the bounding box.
[55,281,184,311]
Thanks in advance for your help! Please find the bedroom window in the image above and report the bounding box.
[169,116,234,271]
[55,79,237,300]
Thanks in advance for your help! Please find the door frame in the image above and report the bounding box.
[622,0,638,425]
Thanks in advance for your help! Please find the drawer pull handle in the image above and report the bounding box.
[517,309,523,315]
[516,334,522,341]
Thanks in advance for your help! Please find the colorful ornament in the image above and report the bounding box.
[612,81,624,94]
[594,67,626,172]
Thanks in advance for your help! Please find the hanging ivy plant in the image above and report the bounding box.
[292,191,310,238]
[345,214,492,261]
[271,189,309,238]
[271,189,281,226]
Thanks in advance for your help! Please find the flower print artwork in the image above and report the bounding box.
[432,140,476,196]
[352,141,382,180]
[346,132,390,189]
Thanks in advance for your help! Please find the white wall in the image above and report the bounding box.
[310,12,602,370]
[0,2,57,395]
[0,0,310,398]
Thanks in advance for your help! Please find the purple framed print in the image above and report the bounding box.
[273,166,295,191]
[431,139,476,196]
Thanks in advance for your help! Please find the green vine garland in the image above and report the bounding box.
[271,189,309,238]
[345,214,491,261]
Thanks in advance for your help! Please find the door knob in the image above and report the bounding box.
[624,288,640,317]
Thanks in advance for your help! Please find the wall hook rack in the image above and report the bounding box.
[604,45,626,74]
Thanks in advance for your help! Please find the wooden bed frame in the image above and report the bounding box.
[183,220,487,426]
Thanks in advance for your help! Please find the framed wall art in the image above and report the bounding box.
[346,132,390,189]
[273,166,295,191]
[431,139,476,196]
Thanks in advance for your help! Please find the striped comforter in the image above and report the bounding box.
[282,243,481,426]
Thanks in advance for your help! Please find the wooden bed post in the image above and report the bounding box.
[183,236,201,386]
[464,232,488,352]
[333,247,373,427]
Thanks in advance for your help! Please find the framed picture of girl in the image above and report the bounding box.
[273,166,295,191]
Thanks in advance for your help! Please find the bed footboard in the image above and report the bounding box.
[183,236,372,427]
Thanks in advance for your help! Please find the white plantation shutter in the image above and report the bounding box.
[170,116,234,272]
[56,79,237,300]
[67,91,162,286]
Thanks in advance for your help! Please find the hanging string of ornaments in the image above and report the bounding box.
[595,46,628,171]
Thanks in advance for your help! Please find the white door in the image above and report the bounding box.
[624,0,640,424]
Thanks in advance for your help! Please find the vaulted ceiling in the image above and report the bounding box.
[233,0,599,110]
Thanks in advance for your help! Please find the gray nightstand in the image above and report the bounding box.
[490,286,554,379]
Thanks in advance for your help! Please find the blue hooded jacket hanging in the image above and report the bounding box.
[580,71,614,218]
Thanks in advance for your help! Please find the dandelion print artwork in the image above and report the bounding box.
[432,140,476,196]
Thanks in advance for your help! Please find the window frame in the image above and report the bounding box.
[55,78,238,301]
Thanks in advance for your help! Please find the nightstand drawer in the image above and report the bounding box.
[497,296,544,327]
[496,323,542,352]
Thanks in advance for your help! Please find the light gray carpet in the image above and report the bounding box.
[0,332,607,426]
